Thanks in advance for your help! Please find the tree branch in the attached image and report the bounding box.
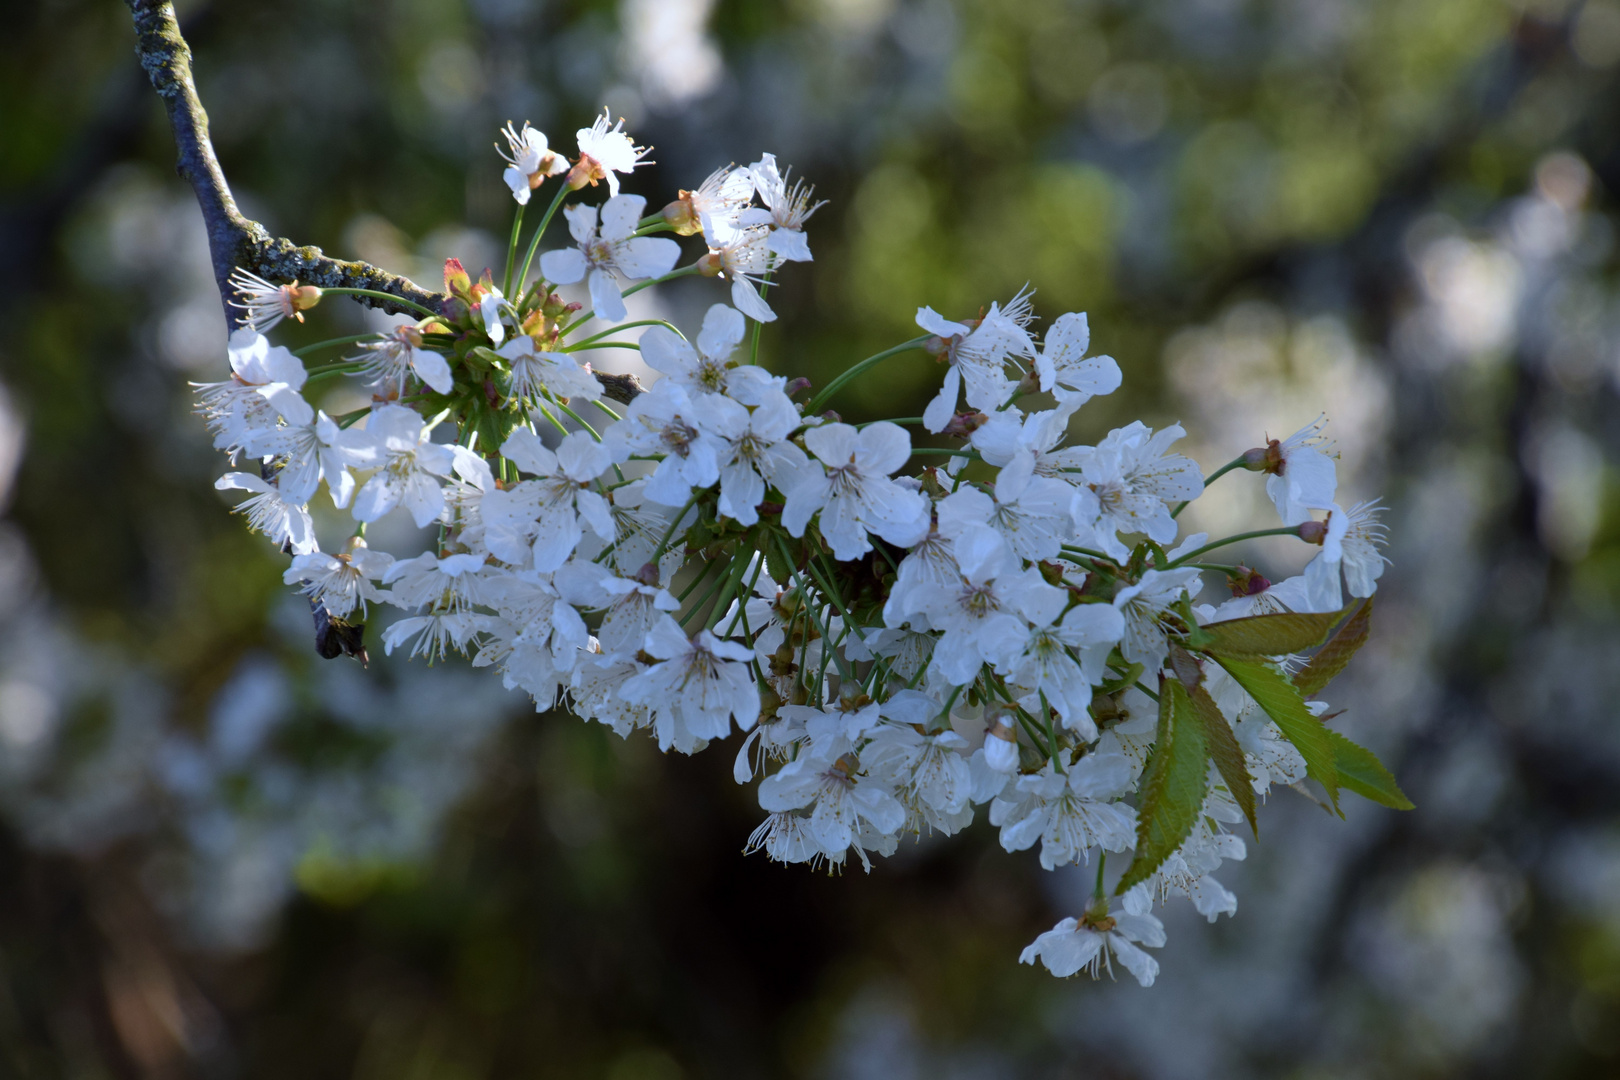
[125,0,444,325]
[123,0,643,404]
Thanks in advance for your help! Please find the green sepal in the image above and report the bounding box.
[1211,654,1340,813]
[1097,659,1145,698]
[1117,678,1209,894]
[1328,729,1414,810]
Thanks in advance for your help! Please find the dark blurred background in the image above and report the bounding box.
[4,0,1620,1076]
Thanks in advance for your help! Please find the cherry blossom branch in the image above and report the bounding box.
[125,0,445,324]
[123,1,646,404]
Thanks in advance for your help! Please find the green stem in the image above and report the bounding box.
[293,334,382,358]
[680,558,736,628]
[651,493,701,564]
[722,554,765,637]
[806,336,931,413]
[779,537,854,684]
[587,398,623,422]
[503,202,525,299]
[567,319,685,348]
[1172,455,1248,519]
[335,407,372,430]
[565,341,640,352]
[321,288,439,319]
[703,546,754,631]
[1038,690,1064,774]
[1167,527,1301,567]
[749,270,773,367]
[676,559,721,604]
[301,362,365,388]
[559,264,703,337]
[1061,544,1110,561]
[551,399,603,441]
[516,182,570,298]
[907,447,983,461]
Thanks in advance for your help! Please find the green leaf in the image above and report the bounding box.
[1117,678,1209,894]
[1212,655,1340,812]
[1295,599,1373,698]
[1187,684,1258,837]
[765,536,794,586]
[1329,729,1414,810]
[1196,608,1347,658]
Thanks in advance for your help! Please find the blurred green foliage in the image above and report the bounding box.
[4,0,1620,1077]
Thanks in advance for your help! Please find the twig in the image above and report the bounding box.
[123,1,641,403]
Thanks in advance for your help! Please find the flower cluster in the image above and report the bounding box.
[202,114,1407,988]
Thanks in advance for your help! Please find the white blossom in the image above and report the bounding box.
[707,389,810,526]
[1069,422,1204,561]
[1019,906,1166,986]
[214,472,316,553]
[740,153,825,262]
[496,335,603,404]
[991,754,1137,869]
[621,617,761,754]
[782,421,930,561]
[350,405,455,527]
[702,224,778,324]
[483,428,614,571]
[921,525,1066,686]
[605,379,723,507]
[354,325,453,396]
[1113,567,1202,675]
[1303,500,1389,610]
[1265,415,1338,526]
[283,542,394,619]
[917,287,1037,432]
[573,110,650,198]
[1034,311,1123,407]
[498,121,567,204]
[540,196,680,324]
[937,449,1074,562]
[640,303,744,397]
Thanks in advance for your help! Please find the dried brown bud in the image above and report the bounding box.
[941,411,988,439]
[1227,565,1272,596]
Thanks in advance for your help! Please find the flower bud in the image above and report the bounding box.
[1227,565,1271,596]
[783,377,812,399]
[289,284,323,313]
[566,157,603,192]
[660,192,703,235]
[1297,519,1329,544]
[941,411,988,439]
[1241,441,1284,474]
[984,716,1020,774]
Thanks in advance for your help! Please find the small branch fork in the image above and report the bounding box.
[123,1,643,403]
